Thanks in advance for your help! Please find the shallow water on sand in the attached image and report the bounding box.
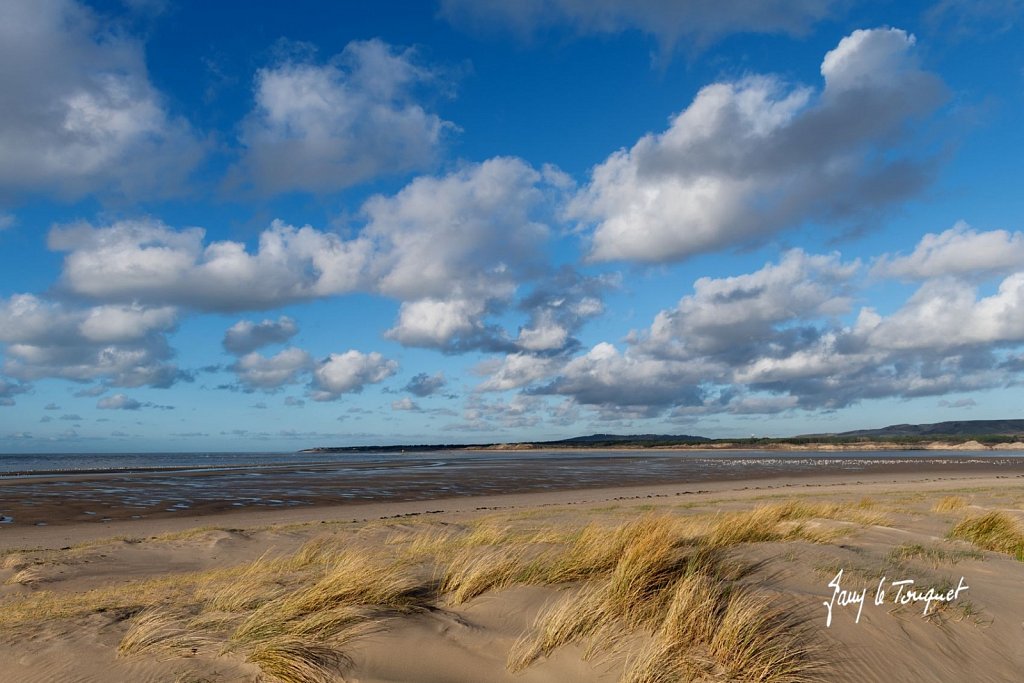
[2,449,1024,527]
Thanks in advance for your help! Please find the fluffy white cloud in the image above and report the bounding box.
[78,305,178,344]
[231,39,450,195]
[571,28,944,263]
[385,298,497,349]
[514,268,613,353]
[223,316,299,355]
[477,353,557,392]
[5,341,179,388]
[873,221,1024,280]
[365,157,549,299]
[44,156,598,353]
[0,296,177,346]
[369,158,578,351]
[51,218,371,311]
[0,0,202,200]
[311,350,398,401]
[230,347,313,392]
[0,294,181,388]
[440,0,839,50]
[488,236,1024,418]
[641,249,857,360]
[516,317,570,352]
[535,342,706,410]
[855,274,1024,351]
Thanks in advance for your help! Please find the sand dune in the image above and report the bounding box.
[2,472,1024,682]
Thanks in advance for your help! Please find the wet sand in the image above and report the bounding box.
[3,449,1024,533]
[3,458,1024,551]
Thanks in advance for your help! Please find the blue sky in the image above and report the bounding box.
[2,0,1024,452]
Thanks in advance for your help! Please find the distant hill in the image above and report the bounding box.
[541,433,710,446]
[301,421,1024,454]
[299,433,710,454]
[814,419,1024,438]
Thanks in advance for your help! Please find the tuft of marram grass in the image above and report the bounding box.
[1,553,29,571]
[949,511,1024,561]
[933,496,968,513]
[440,544,533,604]
[510,511,822,683]
[203,553,290,613]
[246,636,345,683]
[5,565,47,586]
[707,590,819,682]
[289,550,430,614]
[507,583,607,672]
[118,608,214,659]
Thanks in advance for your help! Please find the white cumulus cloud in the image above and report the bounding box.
[0,0,202,200]
[571,27,945,264]
[873,221,1024,281]
[230,347,313,392]
[231,39,451,195]
[0,294,181,388]
[311,350,398,401]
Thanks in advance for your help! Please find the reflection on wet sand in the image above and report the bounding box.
[3,449,1024,527]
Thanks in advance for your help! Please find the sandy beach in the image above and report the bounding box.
[2,466,1024,682]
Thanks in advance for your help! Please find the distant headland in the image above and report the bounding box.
[299,419,1024,454]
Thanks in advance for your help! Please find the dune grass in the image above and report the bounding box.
[507,512,821,683]
[118,608,214,658]
[0,499,881,682]
[246,636,345,683]
[887,542,985,567]
[933,496,969,513]
[949,511,1024,561]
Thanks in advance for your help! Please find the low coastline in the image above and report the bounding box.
[303,438,1024,454]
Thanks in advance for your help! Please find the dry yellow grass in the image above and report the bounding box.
[0,500,860,683]
[949,511,1024,560]
[4,565,47,586]
[508,510,827,682]
[290,551,428,614]
[707,591,818,682]
[1,553,29,570]
[118,608,214,659]
[440,544,532,604]
[507,583,607,671]
[246,636,344,683]
[202,554,291,613]
[933,496,968,513]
